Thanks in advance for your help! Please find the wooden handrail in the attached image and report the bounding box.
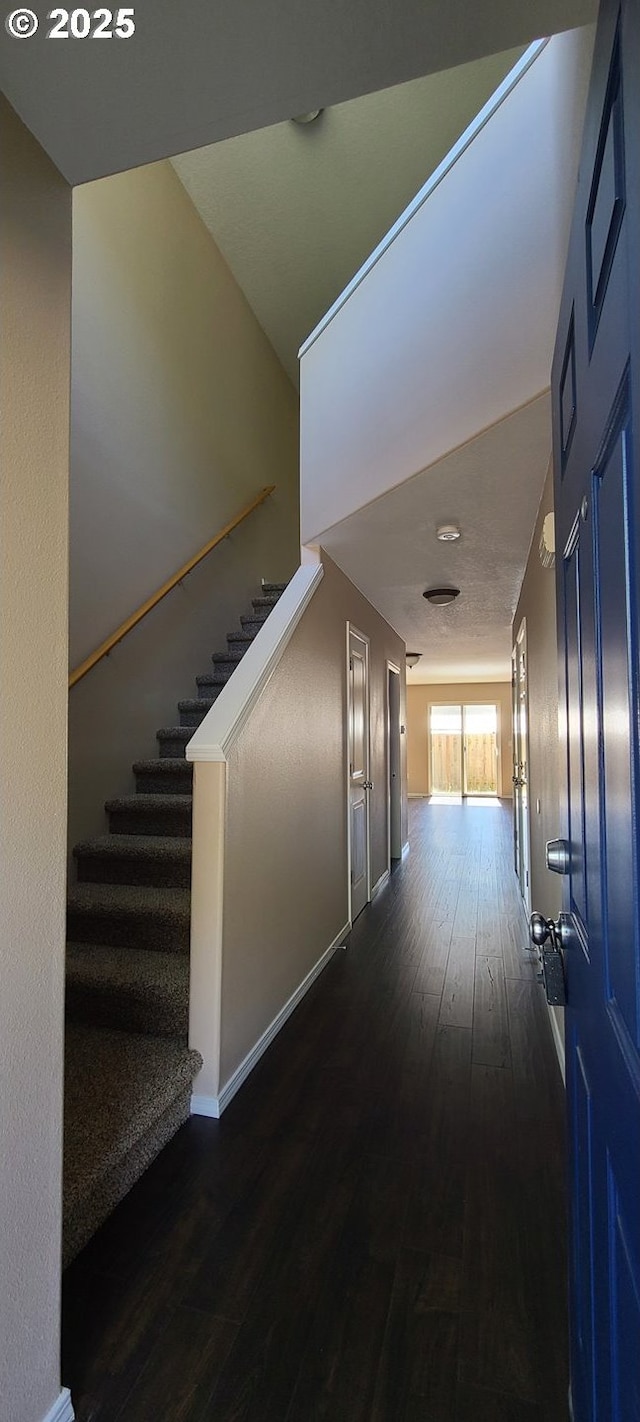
[69,484,276,689]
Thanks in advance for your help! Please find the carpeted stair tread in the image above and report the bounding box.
[211,648,245,665]
[156,728,195,759]
[66,944,189,1037]
[106,794,192,837]
[63,1023,201,1263]
[133,759,192,795]
[178,696,218,717]
[133,757,193,775]
[226,630,256,645]
[252,594,282,610]
[196,670,234,692]
[67,882,191,953]
[74,834,191,887]
[74,834,191,863]
[106,793,192,813]
[240,616,268,633]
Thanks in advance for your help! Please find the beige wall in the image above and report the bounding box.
[68,160,300,855]
[0,98,70,1422]
[514,462,562,921]
[407,682,513,797]
[218,552,407,1087]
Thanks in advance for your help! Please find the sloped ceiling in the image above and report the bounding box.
[171,48,525,384]
[319,394,553,683]
[0,0,596,185]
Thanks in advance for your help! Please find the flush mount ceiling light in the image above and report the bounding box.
[406,652,422,668]
[436,524,461,542]
[423,587,461,606]
[291,109,324,125]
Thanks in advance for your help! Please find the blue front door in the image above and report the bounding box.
[551,0,640,1416]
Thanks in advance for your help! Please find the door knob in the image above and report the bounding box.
[363,781,374,790]
[546,838,571,875]
[530,911,554,948]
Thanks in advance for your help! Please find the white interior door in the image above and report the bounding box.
[348,627,370,921]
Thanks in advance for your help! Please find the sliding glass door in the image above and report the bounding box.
[429,703,498,797]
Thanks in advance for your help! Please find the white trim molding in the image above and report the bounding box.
[402,841,410,858]
[191,922,350,1119]
[186,562,324,764]
[298,41,547,359]
[42,1389,74,1422]
[371,869,390,899]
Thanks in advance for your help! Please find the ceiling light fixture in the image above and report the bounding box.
[291,109,324,125]
[423,587,461,606]
[406,652,422,668]
[436,524,461,542]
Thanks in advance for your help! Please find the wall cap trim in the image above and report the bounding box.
[191,921,350,1118]
[186,563,324,763]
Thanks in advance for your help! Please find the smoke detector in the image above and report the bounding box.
[436,524,461,542]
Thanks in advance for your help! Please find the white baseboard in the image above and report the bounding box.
[190,1091,221,1119]
[407,793,427,799]
[402,841,410,858]
[191,922,350,1119]
[371,869,389,899]
[42,1389,74,1422]
[548,1002,566,1085]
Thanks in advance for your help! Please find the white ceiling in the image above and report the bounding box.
[0,0,596,185]
[319,394,553,683]
[171,48,525,383]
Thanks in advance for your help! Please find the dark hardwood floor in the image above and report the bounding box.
[62,799,568,1421]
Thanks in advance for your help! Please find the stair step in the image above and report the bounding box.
[226,630,257,654]
[156,727,193,758]
[252,595,281,612]
[133,758,193,795]
[63,1023,201,1265]
[178,697,218,727]
[240,614,269,634]
[106,794,192,837]
[211,649,246,669]
[260,582,288,595]
[66,944,189,1039]
[67,882,191,953]
[74,834,191,888]
[196,667,234,693]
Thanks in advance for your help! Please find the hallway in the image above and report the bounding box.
[62,800,568,1421]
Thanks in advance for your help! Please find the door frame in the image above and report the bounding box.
[386,661,402,871]
[512,618,532,915]
[346,622,371,924]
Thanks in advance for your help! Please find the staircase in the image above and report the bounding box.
[63,581,288,1265]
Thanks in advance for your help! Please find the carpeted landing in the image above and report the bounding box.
[63,582,287,1265]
